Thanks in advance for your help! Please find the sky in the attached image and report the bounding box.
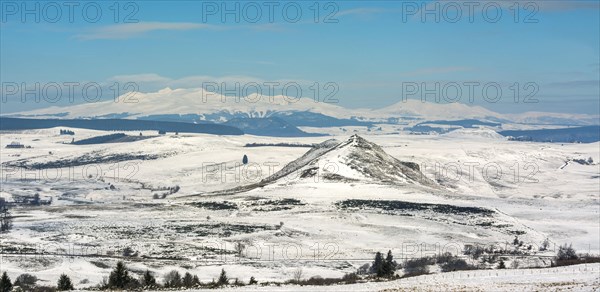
[1,0,599,115]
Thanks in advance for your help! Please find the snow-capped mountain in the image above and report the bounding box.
[9,87,361,121]
[6,87,598,126]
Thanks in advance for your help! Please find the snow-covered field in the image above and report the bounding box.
[180,264,600,291]
[1,127,598,289]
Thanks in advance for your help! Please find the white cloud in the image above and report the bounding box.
[75,21,290,40]
[75,22,219,40]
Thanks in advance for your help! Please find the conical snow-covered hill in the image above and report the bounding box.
[262,134,437,187]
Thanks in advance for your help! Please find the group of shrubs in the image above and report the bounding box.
[361,242,597,279]
[97,261,254,290]
[1,262,254,291]
[59,129,75,135]
[0,272,73,292]
[152,185,181,199]
[552,243,600,267]
[2,243,598,291]
[286,271,360,286]
[400,252,481,277]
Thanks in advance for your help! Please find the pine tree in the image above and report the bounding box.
[383,250,397,277]
[141,270,156,287]
[57,274,74,291]
[371,252,385,277]
[0,272,12,292]
[108,261,130,289]
[242,155,249,164]
[193,275,201,285]
[182,272,194,288]
[217,269,228,286]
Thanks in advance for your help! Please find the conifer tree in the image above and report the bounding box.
[383,250,398,277]
[0,272,12,292]
[141,270,156,287]
[371,252,385,277]
[182,272,194,288]
[108,261,130,289]
[57,274,74,291]
[217,269,228,286]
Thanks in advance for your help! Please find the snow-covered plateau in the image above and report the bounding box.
[0,127,598,290]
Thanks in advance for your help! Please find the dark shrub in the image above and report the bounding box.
[14,273,38,290]
[249,276,258,285]
[440,258,476,272]
[436,252,454,264]
[403,257,434,276]
[557,244,578,260]
[497,260,506,269]
[141,270,156,288]
[163,270,182,288]
[342,273,359,284]
[463,245,484,260]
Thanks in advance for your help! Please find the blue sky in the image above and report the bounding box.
[1,0,599,115]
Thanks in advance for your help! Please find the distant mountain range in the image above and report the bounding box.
[5,87,598,127]
[3,87,599,140]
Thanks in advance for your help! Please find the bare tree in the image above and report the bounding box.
[292,267,303,283]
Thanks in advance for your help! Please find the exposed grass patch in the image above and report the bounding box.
[249,198,306,211]
[186,201,238,210]
[172,223,277,237]
[336,199,494,216]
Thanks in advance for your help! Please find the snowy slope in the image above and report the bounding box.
[0,129,598,289]
[261,135,436,187]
